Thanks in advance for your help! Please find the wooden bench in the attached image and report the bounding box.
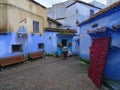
[0,54,26,67]
[28,51,44,60]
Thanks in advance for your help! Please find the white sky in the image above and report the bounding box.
[35,0,107,7]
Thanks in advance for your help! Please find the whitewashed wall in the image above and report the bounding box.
[65,2,100,55]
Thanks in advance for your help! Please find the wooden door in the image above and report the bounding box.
[88,37,111,88]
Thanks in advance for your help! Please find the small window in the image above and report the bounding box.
[92,23,98,28]
[33,20,39,33]
[90,10,94,17]
[76,10,78,13]
[38,43,44,49]
[12,44,23,52]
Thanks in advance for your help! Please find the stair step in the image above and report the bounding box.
[101,79,120,90]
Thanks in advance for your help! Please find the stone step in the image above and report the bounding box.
[101,79,120,90]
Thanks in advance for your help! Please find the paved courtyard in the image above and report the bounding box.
[0,57,98,90]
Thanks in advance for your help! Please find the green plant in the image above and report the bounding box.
[55,54,60,58]
[58,31,74,35]
[46,54,53,57]
[72,55,77,57]
[80,58,90,64]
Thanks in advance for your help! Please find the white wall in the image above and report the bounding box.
[47,2,67,25]
[66,2,100,26]
[91,1,106,8]
[64,2,100,55]
[107,0,119,5]
[47,2,67,19]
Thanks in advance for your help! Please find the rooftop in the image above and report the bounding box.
[48,17,62,25]
[29,0,46,9]
[66,0,101,9]
[79,1,120,26]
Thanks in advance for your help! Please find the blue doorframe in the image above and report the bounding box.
[56,34,73,55]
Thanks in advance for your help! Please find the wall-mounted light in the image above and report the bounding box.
[17,33,23,38]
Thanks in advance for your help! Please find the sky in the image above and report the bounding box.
[35,0,67,7]
[35,0,107,7]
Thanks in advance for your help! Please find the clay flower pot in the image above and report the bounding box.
[58,43,62,47]
[68,42,72,46]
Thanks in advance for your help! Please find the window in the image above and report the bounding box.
[90,10,94,17]
[33,20,39,33]
[12,44,23,52]
[92,23,98,28]
[38,43,44,49]
[76,10,78,13]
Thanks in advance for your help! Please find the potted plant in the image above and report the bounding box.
[58,43,62,47]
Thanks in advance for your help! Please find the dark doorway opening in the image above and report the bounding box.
[62,39,67,46]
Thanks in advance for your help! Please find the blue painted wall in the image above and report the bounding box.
[0,29,74,59]
[89,28,120,81]
[0,25,44,59]
[0,33,44,59]
[79,30,92,60]
[0,33,23,58]
[79,6,120,60]
[79,6,120,81]
[104,30,120,80]
[42,32,57,54]
[42,31,73,55]
[27,34,44,53]
[72,36,80,55]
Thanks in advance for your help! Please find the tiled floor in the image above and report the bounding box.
[0,57,98,90]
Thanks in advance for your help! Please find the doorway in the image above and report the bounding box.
[62,39,67,46]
